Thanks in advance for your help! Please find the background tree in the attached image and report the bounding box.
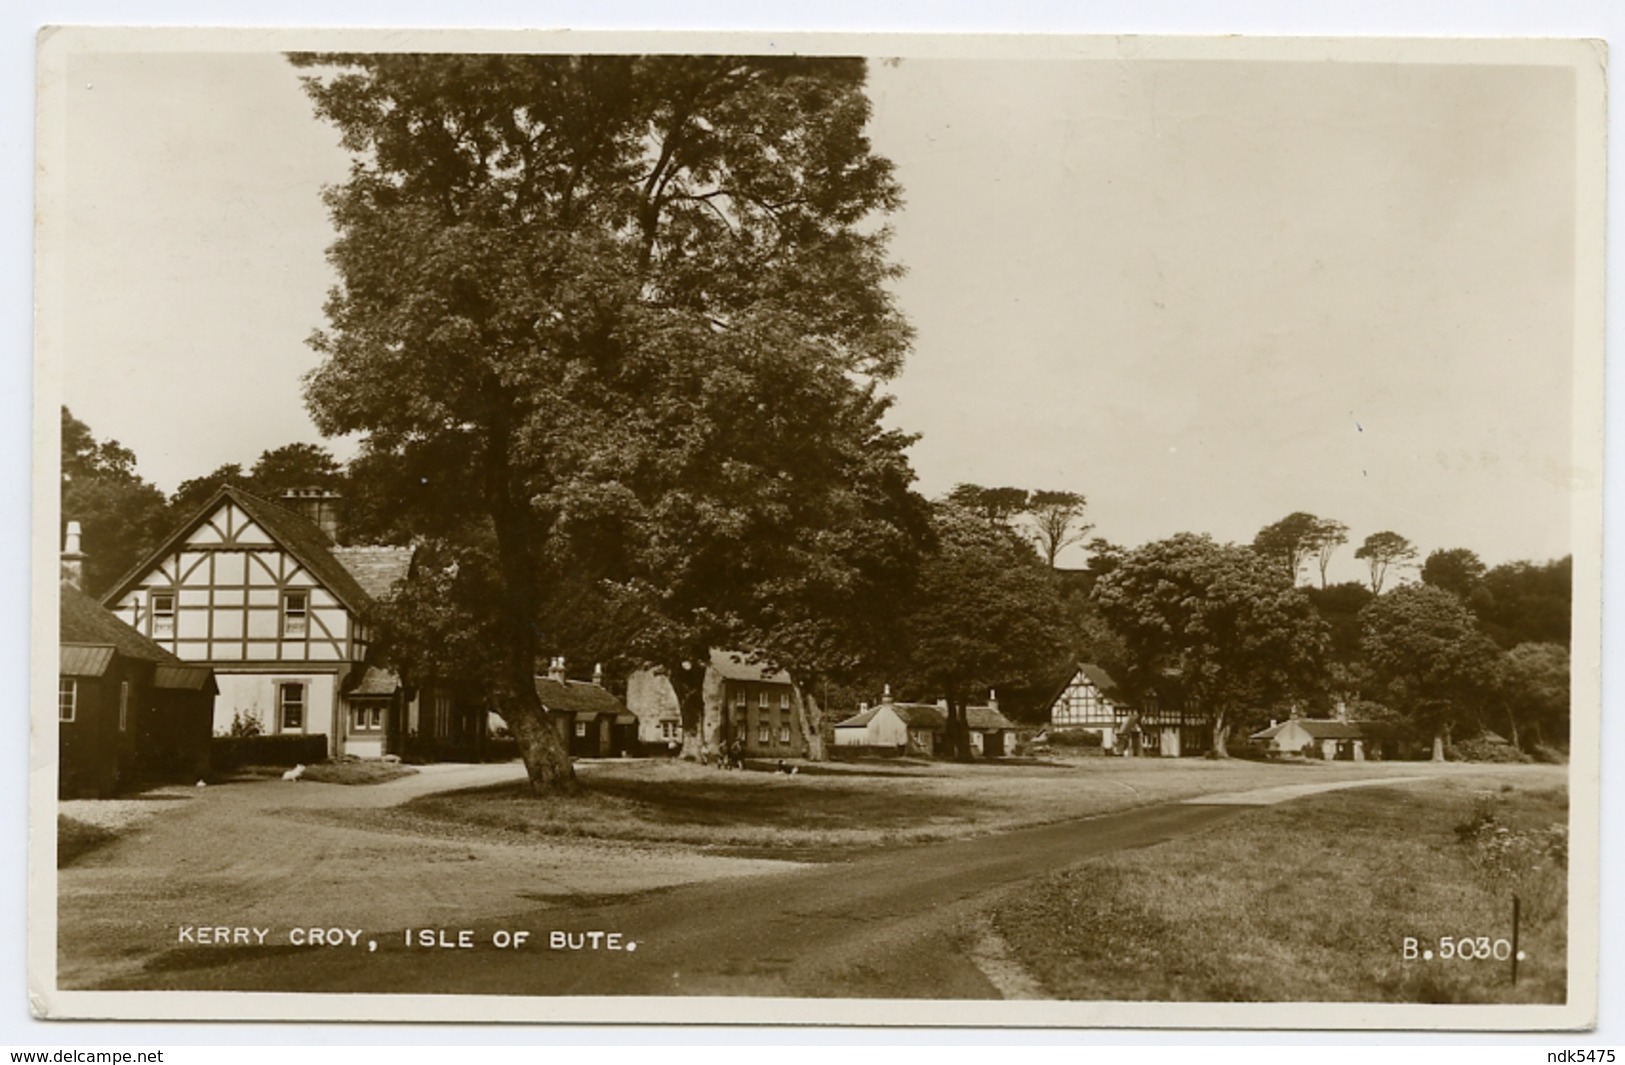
[944,483,1030,527]
[1093,533,1328,756]
[1354,530,1418,594]
[1420,546,1488,602]
[1251,511,1322,586]
[1360,583,1501,761]
[1307,517,1349,588]
[1303,580,1375,669]
[171,443,349,518]
[1025,489,1093,569]
[1495,641,1569,752]
[60,407,172,596]
[898,503,1071,759]
[292,54,911,792]
[1477,557,1572,650]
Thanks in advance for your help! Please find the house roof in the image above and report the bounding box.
[62,584,182,665]
[1252,718,1366,741]
[332,546,416,599]
[59,644,116,677]
[833,707,881,729]
[61,584,216,692]
[708,649,793,685]
[1073,663,1123,700]
[887,703,948,730]
[535,676,629,719]
[345,665,404,697]
[153,664,218,693]
[966,706,1018,731]
[101,485,383,616]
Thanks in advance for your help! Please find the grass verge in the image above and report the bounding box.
[989,775,1567,1003]
[58,815,120,867]
[299,760,419,786]
[323,757,1560,860]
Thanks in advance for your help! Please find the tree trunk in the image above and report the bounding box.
[1506,706,1522,752]
[484,410,575,796]
[1431,729,1447,762]
[945,692,972,762]
[1210,709,1231,759]
[667,657,710,762]
[791,682,826,762]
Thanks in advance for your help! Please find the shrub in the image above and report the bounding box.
[1048,729,1104,748]
[1452,736,1532,764]
[211,733,328,772]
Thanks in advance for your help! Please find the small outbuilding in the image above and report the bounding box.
[59,582,218,798]
[1251,717,1368,761]
[535,659,639,758]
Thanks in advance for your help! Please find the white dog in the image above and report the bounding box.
[282,764,306,782]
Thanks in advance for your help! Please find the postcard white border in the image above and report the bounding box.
[27,25,1607,1033]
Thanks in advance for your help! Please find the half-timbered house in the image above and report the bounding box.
[1043,663,1128,749]
[101,485,432,759]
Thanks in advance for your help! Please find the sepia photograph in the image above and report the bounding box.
[29,27,1604,1029]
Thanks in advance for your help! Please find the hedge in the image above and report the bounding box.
[211,733,329,771]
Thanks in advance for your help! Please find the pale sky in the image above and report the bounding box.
[52,45,1585,582]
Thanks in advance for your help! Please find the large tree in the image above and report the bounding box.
[1360,583,1501,761]
[1093,533,1328,756]
[1494,641,1569,752]
[60,407,173,597]
[1026,489,1093,569]
[1354,530,1419,594]
[1251,511,1322,586]
[1307,517,1349,589]
[292,54,911,792]
[1419,546,1488,602]
[898,503,1072,760]
[945,483,1031,527]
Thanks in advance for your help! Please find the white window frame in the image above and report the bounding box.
[758,724,771,745]
[59,677,77,723]
[575,721,588,738]
[150,591,176,639]
[278,681,306,732]
[779,692,789,710]
[282,590,309,638]
[779,725,790,744]
[352,704,382,732]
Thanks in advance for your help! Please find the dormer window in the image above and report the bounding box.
[282,591,308,638]
[151,592,175,638]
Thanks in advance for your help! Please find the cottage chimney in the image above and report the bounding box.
[547,656,568,683]
[1334,699,1349,723]
[859,701,870,713]
[881,684,893,705]
[281,487,342,542]
[988,688,999,711]
[591,663,604,687]
[936,698,948,710]
[61,521,85,590]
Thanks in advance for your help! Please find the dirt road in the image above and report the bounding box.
[52,766,1442,1000]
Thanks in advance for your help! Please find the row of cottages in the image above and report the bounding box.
[59,535,219,797]
[1251,717,1370,760]
[625,650,811,758]
[100,485,486,760]
[1042,662,1211,757]
[832,687,1018,758]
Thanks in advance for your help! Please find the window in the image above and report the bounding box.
[352,705,382,732]
[779,726,790,744]
[58,678,76,723]
[279,683,305,731]
[779,692,789,710]
[118,681,129,732]
[660,720,679,741]
[758,724,771,745]
[151,592,176,638]
[575,721,588,738]
[282,591,309,638]
[758,690,768,708]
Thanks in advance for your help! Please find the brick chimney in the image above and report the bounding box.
[61,521,85,590]
[281,487,341,542]
[591,663,604,687]
[547,657,568,683]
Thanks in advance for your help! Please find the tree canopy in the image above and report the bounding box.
[291,53,914,791]
[1354,530,1418,594]
[1093,533,1328,755]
